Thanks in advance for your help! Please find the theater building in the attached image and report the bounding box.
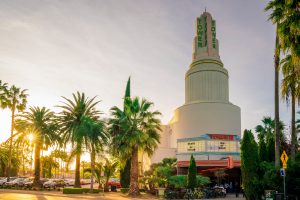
[151,11,241,182]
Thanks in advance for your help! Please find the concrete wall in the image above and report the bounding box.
[151,147,177,164]
[169,102,241,148]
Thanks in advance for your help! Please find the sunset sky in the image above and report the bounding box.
[0,0,293,143]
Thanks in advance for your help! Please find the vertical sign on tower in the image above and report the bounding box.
[211,20,216,48]
[197,18,203,48]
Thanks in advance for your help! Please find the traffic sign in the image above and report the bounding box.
[280,168,285,176]
[283,163,287,169]
[280,150,288,166]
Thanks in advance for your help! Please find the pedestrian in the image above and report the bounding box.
[235,181,239,197]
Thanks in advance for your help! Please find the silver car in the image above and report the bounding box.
[5,178,26,187]
[0,177,17,186]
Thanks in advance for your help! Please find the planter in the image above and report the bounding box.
[157,188,165,198]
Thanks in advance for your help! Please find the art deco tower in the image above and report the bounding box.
[169,11,241,148]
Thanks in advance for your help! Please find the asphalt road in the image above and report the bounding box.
[0,189,246,200]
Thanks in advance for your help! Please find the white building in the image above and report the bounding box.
[152,11,241,174]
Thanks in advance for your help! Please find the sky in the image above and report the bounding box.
[0,0,294,143]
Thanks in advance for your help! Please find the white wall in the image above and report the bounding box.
[169,102,241,148]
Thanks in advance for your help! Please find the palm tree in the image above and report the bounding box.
[255,116,287,161]
[14,106,58,187]
[109,97,161,196]
[57,92,101,188]
[0,144,20,177]
[278,0,300,65]
[78,116,107,191]
[281,54,299,160]
[83,162,104,189]
[0,80,8,107]
[103,158,118,192]
[1,85,28,180]
[265,0,286,166]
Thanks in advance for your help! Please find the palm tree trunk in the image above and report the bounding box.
[274,31,281,167]
[291,90,296,161]
[33,141,41,188]
[90,146,95,192]
[22,147,25,176]
[6,107,15,181]
[74,153,81,188]
[129,146,140,197]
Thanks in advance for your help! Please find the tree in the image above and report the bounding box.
[14,106,58,188]
[50,149,67,178]
[286,153,300,196]
[277,0,300,65]
[84,162,104,189]
[0,80,8,108]
[255,117,287,162]
[187,154,197,190]
[58,92,101,188]
[241,129,260,199]
[109,96,161,196]
[265,0,286,167]
[120,159,131,188]
[120,77,131,189]
[78,116,107,191]
[103,158,118,192]
[1,85,28,180]
[281,54,299,161]
[41,155,59,178]
[0,144,19,177]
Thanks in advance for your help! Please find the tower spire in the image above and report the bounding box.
[193,11,220,62]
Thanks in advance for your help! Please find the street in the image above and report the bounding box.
[0,189,246,200]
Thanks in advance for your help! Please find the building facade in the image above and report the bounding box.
[152,11,241,176]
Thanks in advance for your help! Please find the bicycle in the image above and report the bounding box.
[184,188,195,200]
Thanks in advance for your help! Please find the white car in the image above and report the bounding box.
[64,179,75,186]
[43,179,65,189]
[5,178,26,187]
[0,177,17,186]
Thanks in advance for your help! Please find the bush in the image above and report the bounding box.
[169,175,186,188]
[63,188,101,194]
[82,188,90,193]
[139,188,146,192]
[187,155,197,190]
[120,188,130,193]
[63,188,83,194]
[168,175,210,189]
[91,189,101,193]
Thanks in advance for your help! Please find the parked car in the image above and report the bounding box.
[64,179,75,186]
[80,179,92,185]
[43,179,65,189]
[5,177,27,187]
[107,178,121,188]
[0,177,17,186]
[24,178,48,188]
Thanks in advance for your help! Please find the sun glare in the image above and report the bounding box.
[28,133,33,143]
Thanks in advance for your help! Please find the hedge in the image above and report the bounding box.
[63,188,101,194]
[63,188,83,194]
[120,188,129,193]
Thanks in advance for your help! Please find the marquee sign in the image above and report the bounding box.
[209,134,234,141]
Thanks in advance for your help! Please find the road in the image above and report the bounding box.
[0,189,246,200]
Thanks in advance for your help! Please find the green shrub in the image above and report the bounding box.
[82,188,90,193]
[168,175,210,189]
[120,188,130,193]
[63,188,101,194]
[91,189,101,193]
[187,154,197,190]
[63,188,83,194]
[139,188,146,192]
